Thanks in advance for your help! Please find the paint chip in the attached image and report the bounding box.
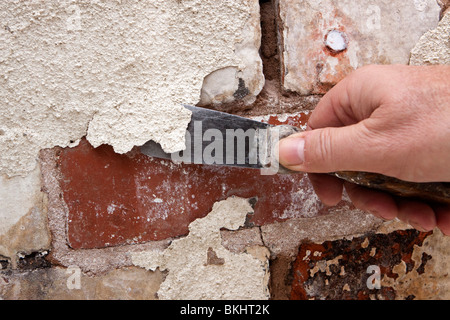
[131,196,270,300]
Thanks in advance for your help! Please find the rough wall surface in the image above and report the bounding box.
[1,0,449,301]
[410,12,450,65]
[276,0,441,94]
[0,0,263,177]
[132,197,270,300]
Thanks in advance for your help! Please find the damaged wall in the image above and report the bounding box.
[0,166,49,267]
[131,197,270,300]
[276,0,441,94]
[1,0,449,301]
[0,0,263,177]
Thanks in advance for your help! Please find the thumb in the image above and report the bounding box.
[278,123,373,173]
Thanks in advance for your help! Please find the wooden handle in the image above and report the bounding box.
[276,125,450,205]
[332,171,450,205]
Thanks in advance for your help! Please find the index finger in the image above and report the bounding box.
[308,65,388,130]
[308,75,353,130]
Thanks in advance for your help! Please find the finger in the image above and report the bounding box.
[308,76,354,129]
[395,199,437,232]
[308,173,343,206]
[343,182,398,220]
[278,122,381,174]
[432,203,450,236]
[308,65,389,130]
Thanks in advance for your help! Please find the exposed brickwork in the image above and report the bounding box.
[289,230,433,300]
[276,0,441,95]
[1,0,448,300]
[58,113,354,249]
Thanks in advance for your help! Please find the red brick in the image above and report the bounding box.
[58,113,353,249]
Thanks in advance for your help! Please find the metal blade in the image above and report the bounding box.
[139,105,450,204]
[140,104,299,171]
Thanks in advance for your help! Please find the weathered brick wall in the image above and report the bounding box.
[1,0,449,300]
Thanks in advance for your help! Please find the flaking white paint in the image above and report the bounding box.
[0,0,262,177]
[410,12,450,65]
[131,197,270,300]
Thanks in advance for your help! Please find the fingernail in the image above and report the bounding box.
[408,219,428,232]
[369,209,384,220]
[278,137,305,166]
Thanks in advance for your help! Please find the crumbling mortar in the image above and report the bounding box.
[257,226,268,249]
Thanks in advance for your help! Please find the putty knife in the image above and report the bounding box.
[140,104,450,205]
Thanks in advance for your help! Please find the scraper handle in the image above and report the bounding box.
[278,165,450,205]
[331,171,450,205]
[277,125,450,205]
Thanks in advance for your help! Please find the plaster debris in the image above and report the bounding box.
[410,12,450,65]
[131,197,270,300]
[0,0,262,177]
[325,30,348,53]
[198,0,264,106]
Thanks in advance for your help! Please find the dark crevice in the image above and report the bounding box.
[16,251,52,270]
[198,0,321,117]
[233,78,250,100]
[0,255,10,270]
[238,0,321,117]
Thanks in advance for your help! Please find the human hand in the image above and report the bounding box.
[278,65,450,235]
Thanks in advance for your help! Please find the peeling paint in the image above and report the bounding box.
[0,0,261,177]
[381,230,450,299]
[131,197,270,300]
[288,229,450,300]
[410,12,450,65]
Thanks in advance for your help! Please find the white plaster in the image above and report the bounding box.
[325,30,347,52]
[0,166,42,235]
[199,0,264,106]
[131,197,270,300]
[410,13,450,65]
[0,0,262,177]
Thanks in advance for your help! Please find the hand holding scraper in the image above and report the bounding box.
[141,65,450,234]
[141,104,449,205]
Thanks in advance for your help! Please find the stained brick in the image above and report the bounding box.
[58,113,355,249]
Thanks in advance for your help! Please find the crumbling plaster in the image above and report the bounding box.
[0,165,50,266]
[410,12,450,65]
[0,0,263,177]
[131,197,270,300]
